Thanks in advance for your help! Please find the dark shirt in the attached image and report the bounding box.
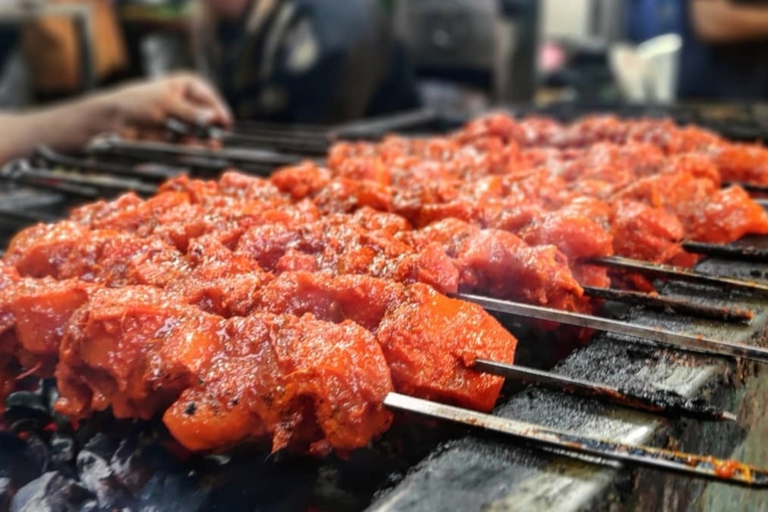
[0,25,19,71]
[213,0,419,123]
[626,0,768,100]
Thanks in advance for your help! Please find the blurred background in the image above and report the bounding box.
[0,0,765,124]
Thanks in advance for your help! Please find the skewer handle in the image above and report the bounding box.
[385,393,767,488]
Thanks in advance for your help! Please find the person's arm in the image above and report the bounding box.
[691,0,768,43]
[0,74,231,164]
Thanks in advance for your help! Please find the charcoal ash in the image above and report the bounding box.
[0,433,50,499]
[0,478,11,511]
[0,403,452,512]
[9,471,91,512]
[50,434,75,466]
[76,438,133,509]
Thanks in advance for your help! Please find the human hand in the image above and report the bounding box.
[102,74,232,138]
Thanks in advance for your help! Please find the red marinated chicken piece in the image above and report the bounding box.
[164,313,393,455]
[236,216,459,295]
[614,169,768,244]
[519,202,615,262]
[256,272,517,412]
[7,277,93,376]
[0,263,20,406]
[55,286,230,420]
[708,144,768,184]
[4,221,93,278]
[610,200,689,265]
[400,218,585,311]
[677,186,768,243]
[56,285,394,455]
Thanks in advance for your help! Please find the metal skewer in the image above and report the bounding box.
[0,207,58,225]
[456,293,768,364]
[34,146,178,181]
[724,181,768,195]
[332,109,439,140]
[682,241,768,263]
[582,286,753,323]
[235,120,329,138]
[1,160,157,196]
[164,119,331,155]
[587,256,768,296]
[473,359,736,422]
[385,393,767,488]
[90,137,308,169]
[215,132,330,155]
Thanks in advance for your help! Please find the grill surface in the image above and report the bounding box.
[2,106,768,511]
[369,247,768,512]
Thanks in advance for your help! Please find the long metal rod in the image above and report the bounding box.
[587,256,768,296]
[724,181,768,194]
[474,360,736,422]
[34,146,177,181]
[682,241,768,263]
[385,393,768,488]
[235,121,328,138]
[1,161,99,198]
[2,161,157,196]
[457,293,768,363]
[164,119,331,154]
[582,286,754,323]
[0,207,58,224]
[90,144,230,174]
[217,132,330,155]
[90,137,307,167]
[332,109,438,139]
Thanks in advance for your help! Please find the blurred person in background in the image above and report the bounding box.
[192,0,420,123]
[0,24,25,107]
[0,25,18,70]
[0,73,231,165]
[627,0,768,100]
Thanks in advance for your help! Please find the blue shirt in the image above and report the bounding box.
[626,0,768,100]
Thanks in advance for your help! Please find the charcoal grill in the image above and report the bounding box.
[3,106,768,512]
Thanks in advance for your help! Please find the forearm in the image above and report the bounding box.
[691,0,768,43]
[0,94,119,164]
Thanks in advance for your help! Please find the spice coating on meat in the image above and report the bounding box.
[2,110,767,458]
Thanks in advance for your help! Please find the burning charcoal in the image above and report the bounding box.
[9,471,92,512]
[76,448,132,509]
[137,473,209,512]
[24,436,51,475]
[41,382,69,431]
[50,434,76,466]
[4,390,53,432]
[0,476,12,511]
[5,391,48,416]
[77,500,99,512]
[109,438,157,495]
[202,456,316,512]
[79,433,119,461]
[0,433,41,489]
